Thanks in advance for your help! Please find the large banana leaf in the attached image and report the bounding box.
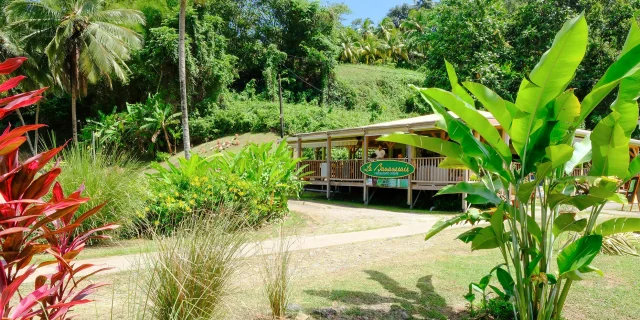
[564,135,592,175]
[420,92,509,180]
[510,14,587,158]
[444,60,475,107]
[590,114,630,178]
[463,81,516,132]
[550,90,581,144]
[593,218,640,236]
[421,88,512,162]
[557,234,602,277]
[377,133,462,158]
[436,181,502,204]
[523,14,588,113]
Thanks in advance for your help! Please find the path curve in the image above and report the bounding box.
[32,201,444,279]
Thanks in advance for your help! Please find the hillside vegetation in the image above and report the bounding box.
[191,64,426,142]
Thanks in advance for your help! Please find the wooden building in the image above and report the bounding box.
[286,112,640,210]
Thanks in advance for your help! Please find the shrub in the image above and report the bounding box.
[145,141,305,234]
[55,145,149,240]
[145,212,245,319]
[146,154,217,234]
[0,57,112,318]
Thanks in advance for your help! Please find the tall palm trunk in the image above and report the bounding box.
[178,0,191,160]
[71,45,79,144]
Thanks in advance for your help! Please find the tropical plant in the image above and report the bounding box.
[379,15,640,320]
[140,97,181,155]
[5,0,145,143]
[400,8,431,57]
[146,141,306,233]
[0,58,114,318]
[337,29,360,63]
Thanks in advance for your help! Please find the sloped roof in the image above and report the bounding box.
[286,112,640,147]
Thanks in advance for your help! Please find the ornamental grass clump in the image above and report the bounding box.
[380,14,640,320]
[55,144,149,240]
[0,57,115,318]
[262,228,295,319]
[144,208,246,319]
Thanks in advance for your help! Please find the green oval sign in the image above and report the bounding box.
[360,160,415,178]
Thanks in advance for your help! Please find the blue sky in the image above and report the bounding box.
[324,0,411,24]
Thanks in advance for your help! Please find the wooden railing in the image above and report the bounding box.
[299,160,324,178]
[300,157,589,184]
[384,157,463,183]
[331,159,364,181]
[411,157,465,183]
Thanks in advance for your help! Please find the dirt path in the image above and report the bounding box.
[34,201,445,279]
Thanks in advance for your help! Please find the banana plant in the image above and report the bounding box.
[379,15,640,320]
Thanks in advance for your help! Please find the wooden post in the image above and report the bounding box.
[297,138,302,158]
[278,74,285,138]
[462,169,469,212]
[407,129,414,207]
[326,135,332,199]
[362,133,369,204]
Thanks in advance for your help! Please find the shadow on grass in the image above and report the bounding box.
[305,270,465,319]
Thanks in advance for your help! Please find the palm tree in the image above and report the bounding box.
[358,36,380,65]
[178,0,191,160]
[6,0,144,144]
[380,28,408,63]
[140,99,180,155]
[401,8,431,57]
[360,18,375,39]
[337,29,360,63]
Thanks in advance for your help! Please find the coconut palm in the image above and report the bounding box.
[358,36,380,65]
[337,29,360,63]
[401,8,431,57]
[360,18,375,39]
[5,0,144,144]
[380,28,409,63]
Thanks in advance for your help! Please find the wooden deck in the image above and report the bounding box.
[299,157,590,208]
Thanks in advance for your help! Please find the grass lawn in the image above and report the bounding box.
[81,226,640,320]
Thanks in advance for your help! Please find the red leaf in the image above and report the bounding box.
[9,284,58,318]
[0,136,26,156]
[52,182,65,203]
[0,227,29,237]
[0,87,47,107]
[22,167,61,200]
[0,57,27,74]
[0,76,26,93]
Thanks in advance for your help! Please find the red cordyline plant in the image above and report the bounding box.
[0,57,117,319]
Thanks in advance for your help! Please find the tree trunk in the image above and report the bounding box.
[71,89,77,144]
[178,0,191,160]
[163,125,173,154]
[71,45,79,144]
